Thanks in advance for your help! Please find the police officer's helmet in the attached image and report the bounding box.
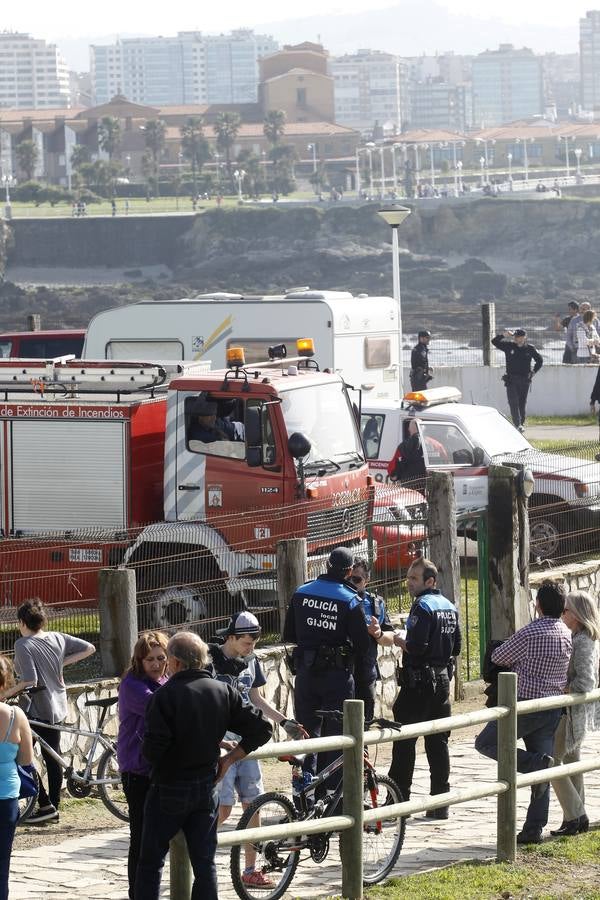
[418,330,431,338]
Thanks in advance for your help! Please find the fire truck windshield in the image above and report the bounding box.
[280,382,364,469]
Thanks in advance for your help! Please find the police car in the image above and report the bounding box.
[362,387,600,559]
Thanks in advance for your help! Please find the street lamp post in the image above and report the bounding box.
[507,152,513,187]
[450,140,465,196]
[391,143,401,194]
[365,142,375,198]
[377,206,412,396]
[307,143,317,194]
[479,156,486,188]
[233,168,246,202]
[575,147,582,180]
[456,160,463,193]
[413,144,421,188]
[379,146,385,198]
[355,148,361,197]
[1,174,13,220]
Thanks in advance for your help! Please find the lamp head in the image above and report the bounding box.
[377,206,411,228]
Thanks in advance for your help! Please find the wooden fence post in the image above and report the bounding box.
[488,465,531,640]
[496,672,518,862]
[482,303,496,367]
[340,699,364,899]
[98,567,137,677]
[276,538,307,637]
[427,470,462,698]
[170,830,192,899]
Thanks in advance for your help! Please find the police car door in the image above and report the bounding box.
[417,421,488,512]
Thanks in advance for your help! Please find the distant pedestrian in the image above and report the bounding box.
[111,199,117,217]
[574,309,600,363]
[118,632,169,900]
[554,300,579,363]
[125,199,130,216]
[135,632,271,900]
[492,328,543,432]
[410,330,433,392]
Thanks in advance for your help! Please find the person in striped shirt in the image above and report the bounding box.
[475,580,572,844]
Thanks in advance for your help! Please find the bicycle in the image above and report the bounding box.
[229,710,406,900]
[13,687,127,824]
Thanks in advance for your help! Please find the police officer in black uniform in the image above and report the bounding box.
[410,330,433,391]
[492,328,543,432]
[388,557,461,819]
[283,546,370,779]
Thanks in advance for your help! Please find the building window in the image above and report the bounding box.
[297,88,307,108]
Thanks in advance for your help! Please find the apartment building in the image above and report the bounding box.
[91,30,278,107]
[0,32,70,109]
[331,49,408,132]
[409,79,469,132]
[472,44,544,127]
[580,11,600,112]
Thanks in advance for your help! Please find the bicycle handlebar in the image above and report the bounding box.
[315,709,401,731]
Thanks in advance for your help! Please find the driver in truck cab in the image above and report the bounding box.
[187,396,245,443]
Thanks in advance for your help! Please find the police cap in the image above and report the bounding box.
[418,330,431,338]
[514,328,527,337]
[327,546,354,574]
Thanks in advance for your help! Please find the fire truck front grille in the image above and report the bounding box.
[306,501,370,548]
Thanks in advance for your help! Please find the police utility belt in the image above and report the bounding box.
[298,643,355,673]
[401,663,450,691]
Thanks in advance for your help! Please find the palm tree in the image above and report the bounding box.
[263,110,286,147]
[214,112,241,179]
[15,140,39,181]
[142,119,166,197]
[269,144,298,196]
[70,144,91,172]
[97,117,122,162]
[180,117,210,197]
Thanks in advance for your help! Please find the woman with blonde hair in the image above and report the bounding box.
[0,655,34,899]
[550,590,600,835]
[117,631,169,899]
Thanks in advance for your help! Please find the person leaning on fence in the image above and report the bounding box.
[0,655,34,900]
[135,631,272,900]
[117,631,169,900]
[474,580,572,845]
[7,598,95,824]
[491,328,543,433]
[283,546,370,784]
[350,558,395,722]
[388,557,461,820]
[549,591,600,836]
[210,611,307,890]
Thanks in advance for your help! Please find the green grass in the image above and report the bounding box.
[528,415,596,426]
[364,830,600,899]
[528,439,594,459]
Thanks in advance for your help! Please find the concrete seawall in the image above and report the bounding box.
[7,214,195,268]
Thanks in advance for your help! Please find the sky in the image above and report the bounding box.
[2,0,592,40]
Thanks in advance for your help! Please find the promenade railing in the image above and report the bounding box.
[168,672,600,899]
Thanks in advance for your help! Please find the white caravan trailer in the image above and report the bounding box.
[83,290,401,401]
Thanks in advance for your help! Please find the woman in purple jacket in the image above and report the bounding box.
[118,631,168,899]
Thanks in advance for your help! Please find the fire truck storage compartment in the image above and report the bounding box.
[9,420,127,533]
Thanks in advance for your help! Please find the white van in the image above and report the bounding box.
[83,289,402,401]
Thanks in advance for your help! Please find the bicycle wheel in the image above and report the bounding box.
[362,773,405,884]
[230,791,301,900]
[96,747,129,822]
[17,769,39,825]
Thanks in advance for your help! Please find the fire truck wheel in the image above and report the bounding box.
[151,586,208,631]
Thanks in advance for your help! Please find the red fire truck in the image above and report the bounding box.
[0,348,371,627]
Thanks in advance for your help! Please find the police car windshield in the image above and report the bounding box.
[464,409,531,457]
[280,382,364,467]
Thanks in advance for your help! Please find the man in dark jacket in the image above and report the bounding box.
[492,329,543,432]
[135,631,272,900]
[410,330,433,391]
[283,546,370,779]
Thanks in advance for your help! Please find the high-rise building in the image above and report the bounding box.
[580,11,600,112]
[91,30,278,107]
[0,31,70,109]
[471,44,544,126]
[409,79,468,132]
[331,50,408,132]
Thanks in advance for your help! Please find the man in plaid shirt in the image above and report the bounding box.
[475,581,571,844]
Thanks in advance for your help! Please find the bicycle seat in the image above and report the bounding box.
[84,696,118,709]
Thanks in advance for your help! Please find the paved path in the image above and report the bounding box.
[527,424,598,443]
[10,731,600,899]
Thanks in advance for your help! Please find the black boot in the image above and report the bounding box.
[550,819,579,836]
